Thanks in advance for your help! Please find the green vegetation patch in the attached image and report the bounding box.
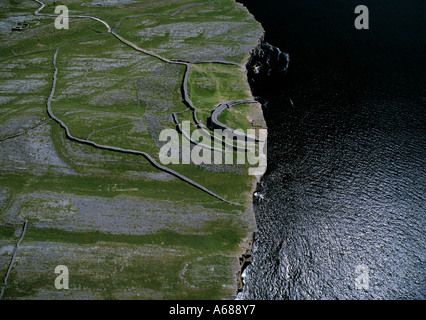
[188,63,251,124]
[0,0,263,300]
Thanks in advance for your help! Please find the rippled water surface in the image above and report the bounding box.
[237,0,425,299]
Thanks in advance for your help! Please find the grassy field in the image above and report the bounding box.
[0,0,264,300]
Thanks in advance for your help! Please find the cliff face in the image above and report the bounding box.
[0,0,265,299]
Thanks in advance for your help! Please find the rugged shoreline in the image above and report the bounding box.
[231,4,266,297]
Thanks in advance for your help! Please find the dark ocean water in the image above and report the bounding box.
[237,0,425,299]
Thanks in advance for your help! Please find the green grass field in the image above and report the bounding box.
[0,0,264,300]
